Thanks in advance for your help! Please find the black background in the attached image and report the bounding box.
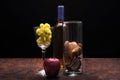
[0,0,119,58]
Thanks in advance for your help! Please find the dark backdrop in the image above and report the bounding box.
[0,0,119,58]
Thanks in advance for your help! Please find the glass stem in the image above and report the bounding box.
[42,49,46,60]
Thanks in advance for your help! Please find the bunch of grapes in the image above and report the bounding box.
[36,23,52,46]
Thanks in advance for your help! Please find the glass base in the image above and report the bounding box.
[64,69,83,77]
[37,69,46,77]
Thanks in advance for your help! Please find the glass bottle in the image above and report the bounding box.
[52,5,64,69]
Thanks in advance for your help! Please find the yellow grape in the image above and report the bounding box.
[39,23,44,28]
[44,23,50,29]
[44,28,51,35]
[36,28,41,35]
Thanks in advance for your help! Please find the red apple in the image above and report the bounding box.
[44,58,60,77]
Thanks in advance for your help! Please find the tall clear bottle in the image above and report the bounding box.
[53,5,64,69]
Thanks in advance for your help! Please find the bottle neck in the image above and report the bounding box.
[55,19,64,27]
[57,17,64,20]
[58,19,64,22]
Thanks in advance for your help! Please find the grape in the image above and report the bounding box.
[44,23,50,29]
[39,23,44,28]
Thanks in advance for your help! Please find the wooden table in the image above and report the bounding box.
[0,58,120,80]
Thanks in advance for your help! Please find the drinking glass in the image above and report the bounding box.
[63,21,83,76]
[33,26,52,60]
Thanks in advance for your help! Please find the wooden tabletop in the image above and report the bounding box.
[0,58,120,80]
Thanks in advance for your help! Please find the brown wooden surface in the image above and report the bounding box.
[0,58,120,80]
